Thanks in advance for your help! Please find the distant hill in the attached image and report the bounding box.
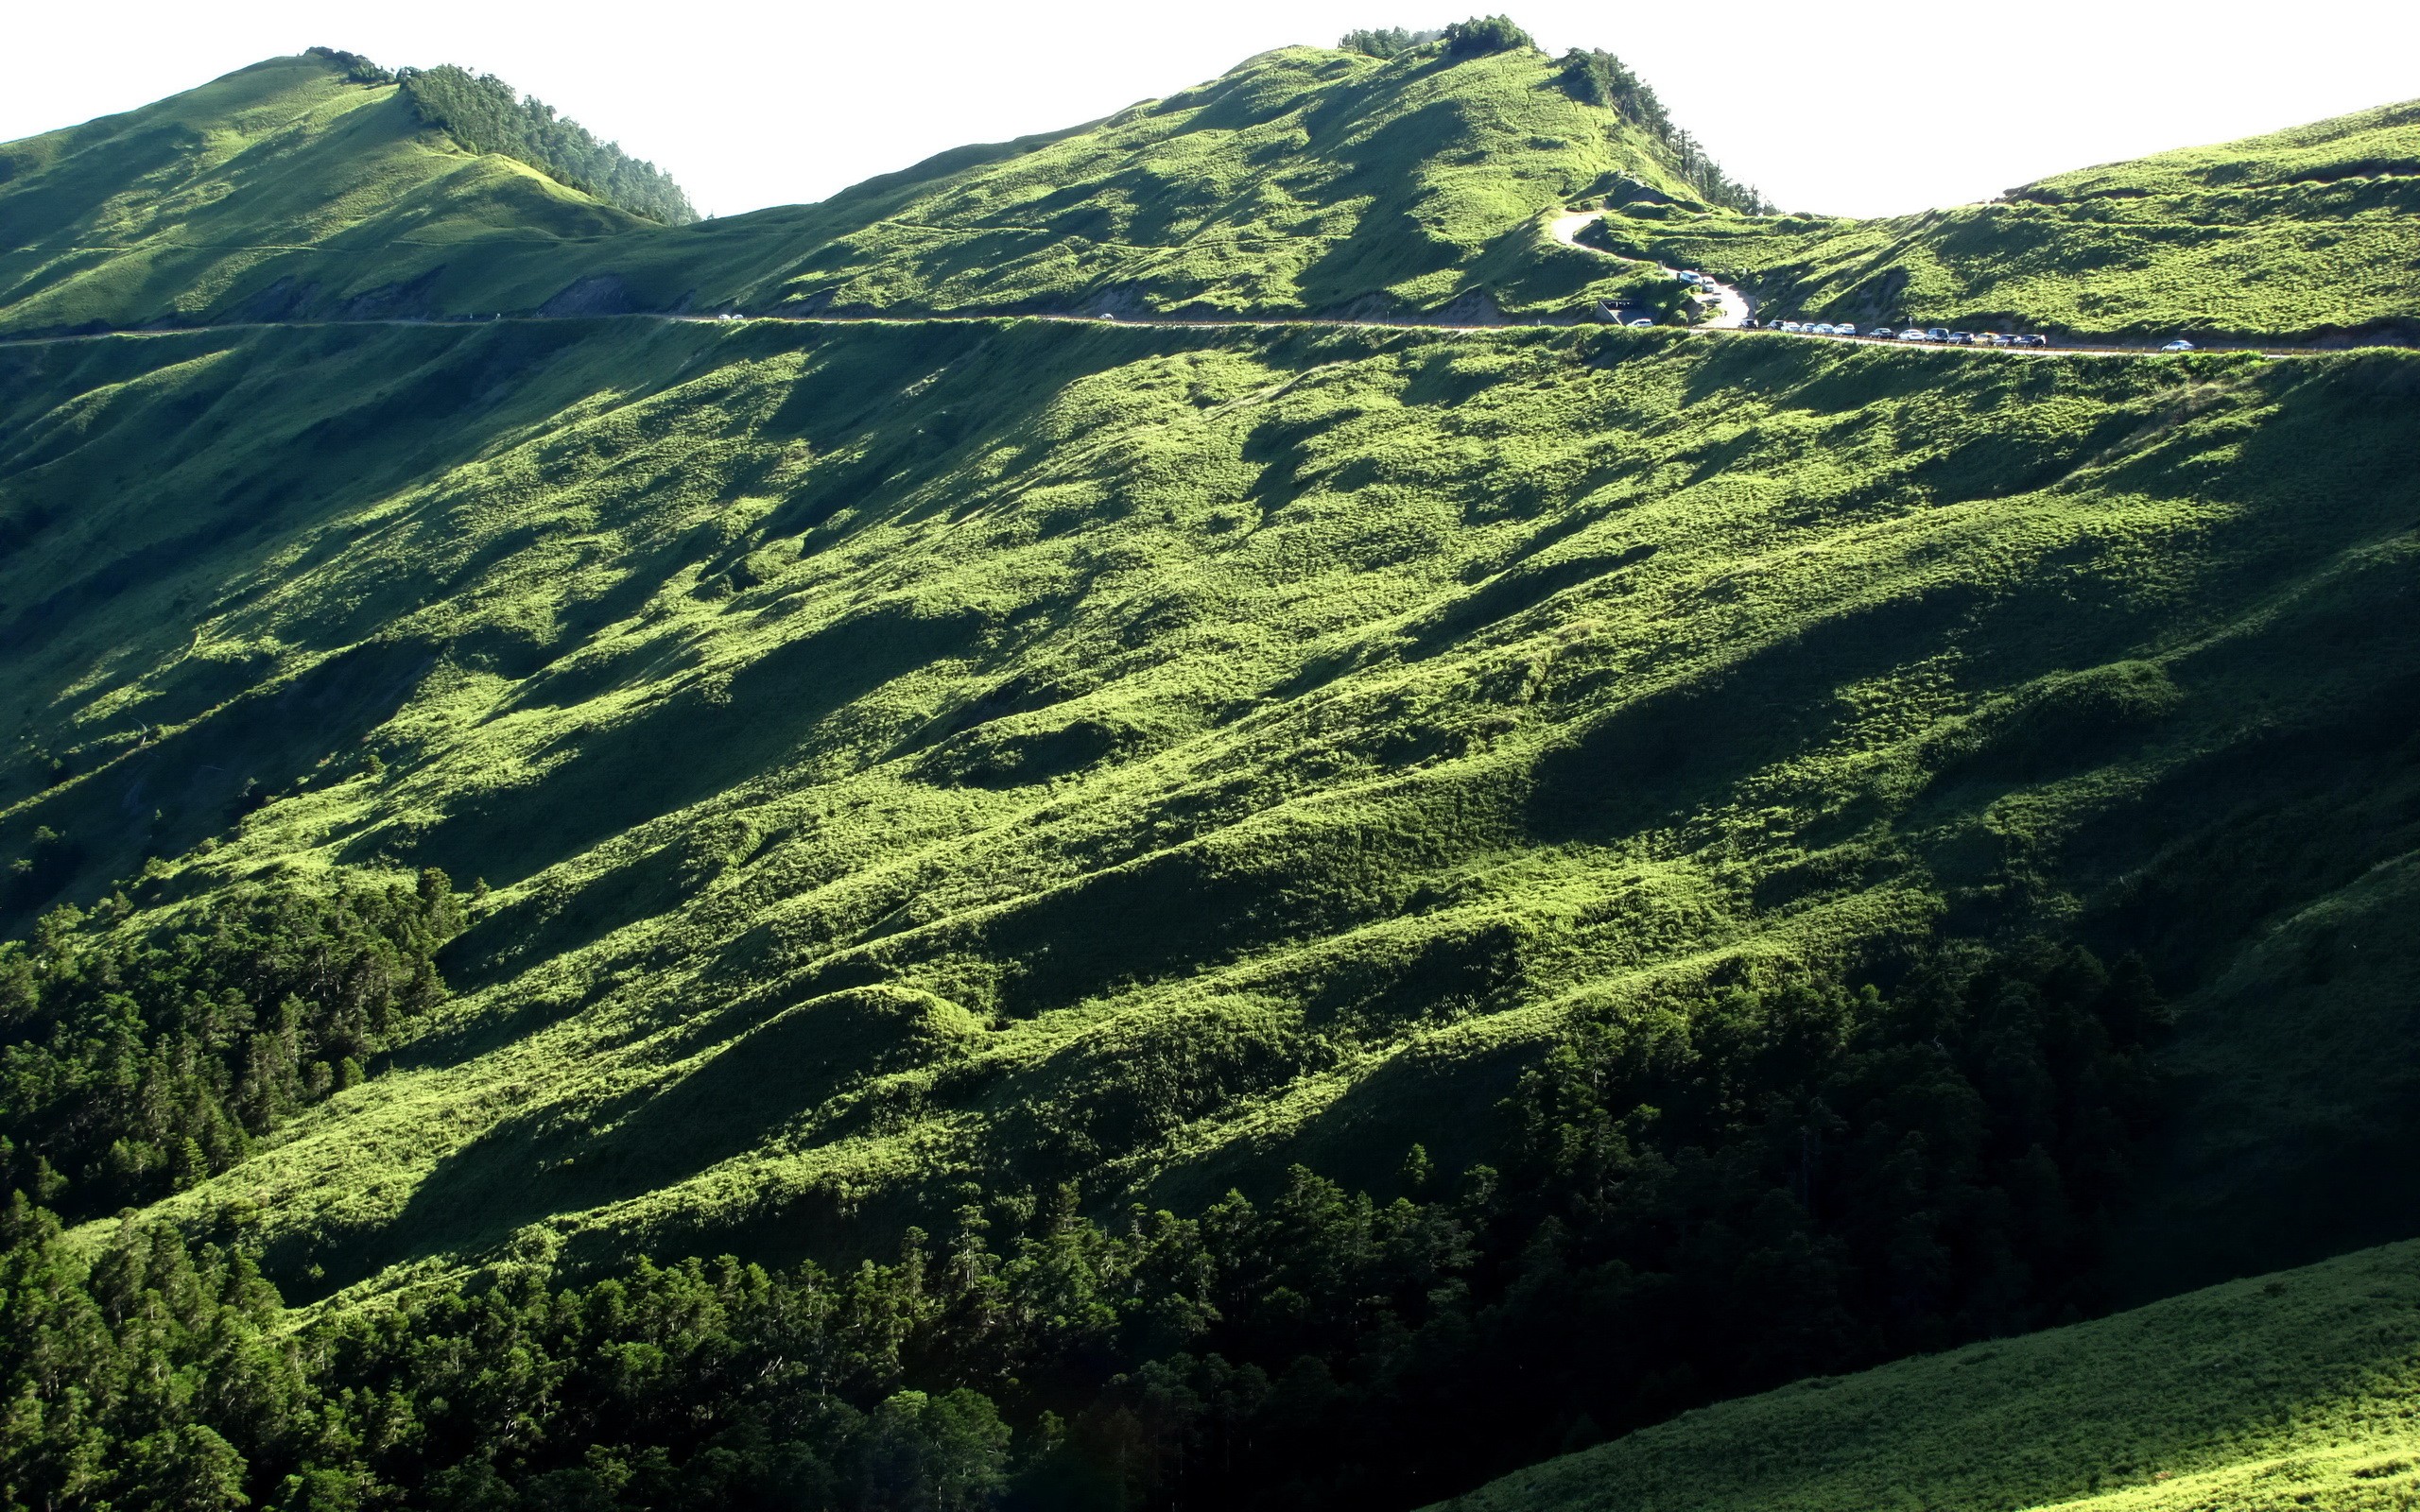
[1597,97,2420,342]
[0,51,666,334]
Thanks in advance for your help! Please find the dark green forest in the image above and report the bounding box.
[0,873,463,1224]
[0,886,2166,1512]
[397,65,698,225]
[1554,49,1772,215]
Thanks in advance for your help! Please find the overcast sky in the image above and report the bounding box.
[6,0,2415,219]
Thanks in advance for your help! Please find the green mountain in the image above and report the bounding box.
[1599,98,2420,341]
[2,24,2419,1512]
[0,52,666,335]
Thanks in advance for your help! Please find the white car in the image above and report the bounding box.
[1900,329,1930,341]
[1833,324,1858,337]
[1629,318,1656,327]
[1780,320,1804,333]
[2162,339,2195,352]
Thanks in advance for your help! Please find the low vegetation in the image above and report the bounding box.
[1595,97,2420,340]
[1438,1236,2420,1512]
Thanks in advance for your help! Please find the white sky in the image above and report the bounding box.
[4,0,2415,219]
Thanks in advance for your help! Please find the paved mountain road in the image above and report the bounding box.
[0,297,2360,363]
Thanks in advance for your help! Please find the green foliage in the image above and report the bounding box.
[1443,15,1535,56]
[1555,49,1772,214]
[0,949,2169,1511]
[0,872,462,1220]
[397,64,698,225]
[303,45,393,86]
[1340,26,1443,58]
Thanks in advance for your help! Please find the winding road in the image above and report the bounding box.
[1548,209,1753,329]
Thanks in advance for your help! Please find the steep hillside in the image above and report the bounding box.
[1438,1235,2420,1512]
[5,312,2416,1302]
[0,52,665,335]
[1587,98,2420,342]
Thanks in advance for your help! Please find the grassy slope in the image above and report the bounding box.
[1594,98,2420,341]
[3,311,2415,1304]
[1434,1235,2420,1512]
[0,54,650,334]
[0,44,1705,334]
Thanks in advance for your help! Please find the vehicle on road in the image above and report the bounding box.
[1869,327,1897,339]
[1629,318,1656,327]
[1948,332,1976,346]
[2162,339,2196,352]
[1926,328,1951,342]
[1901,329,1931,341]
[2019,335,2049,347]
[1834,324,1858,337]
[1810,323,1834,335]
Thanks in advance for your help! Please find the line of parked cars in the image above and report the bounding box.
[1752,319,2052,348]
[1749,320,2202,353]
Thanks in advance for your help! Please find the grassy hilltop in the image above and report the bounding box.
[2,23,2419,1512]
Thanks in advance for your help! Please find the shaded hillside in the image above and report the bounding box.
[1437,1235,2420,1512]
[2,307,2414,1308]
[1590,98,2420,342]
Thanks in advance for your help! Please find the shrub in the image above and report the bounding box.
[1340,26,1444,57]
[1443,14,1535,55]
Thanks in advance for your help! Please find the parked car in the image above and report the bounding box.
[1947,332,1976,346]
[1868,326,1897,339]
[2162,339,2196,352]
[1629,318,1656,327]
[1901,329,1931,341]
[1833,323,1858,337]
[2018,334,2048,347]
[1780,320,1804,333]
[1926,328,1951,341]
[1810,323,1835,335]
[1985,333,2010,346]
